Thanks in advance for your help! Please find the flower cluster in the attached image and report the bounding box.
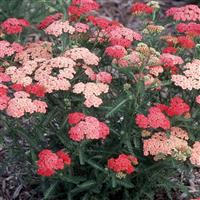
[190,142,200,166]
[45,20,75,37]
[166,5,200,21]
[1,18,29,34]
[131,2,154,15]
[143,127,191,161]
[176,22,200,36]
[37,13,63,29]
[68,113,109,141]
[6,57,76,93]
[136,96,190,130]
[63,47,99,66]
[6,91,47,118]
[172,59,200,90]
[136,107,170,130]
[14,41,52,63]
[73,82,109,107]
[107,154,138,175]
[0,40,23,59]
[37,149,71,176]
[68,0,100,17]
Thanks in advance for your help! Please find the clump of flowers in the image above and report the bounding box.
[0,40,23,59]
[196,95,200,105]
[45,20,75,37]
[190,142,200,166]
[68,113,110,141]
[136,107,171,130]
[68,0,100,17]
[143,24,165,34]
[166,5,200,21]
[1,18,29,34]
[143,127,191,161]
[6,91,47,118]
[6,57,76,92]
[156,96,190,117]
[37,149,71,176]
[37,13,63,29]
[131,2,154,15]
[63,47,99,66]
[172,59,200,90]
[107,154,138,175]
[14,41,52,63]
[105,45,127,59]
[73,82,109,107]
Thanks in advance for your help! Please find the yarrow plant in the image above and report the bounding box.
[1,0,200,199]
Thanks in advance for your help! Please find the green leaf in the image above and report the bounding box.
[43,181,58,200]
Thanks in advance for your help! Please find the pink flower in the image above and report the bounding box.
[45,20,75,37]
[96,72,112,84]
[64,47,99,66]
[73,82,109,107]
[190,142,200,166]
[74,22,89,33]
[68,115,110,141]
[143,127,190,160]
[196,95,200,104]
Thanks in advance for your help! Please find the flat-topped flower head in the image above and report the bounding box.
[14,41,52,63]
[63,47,99,66]
[0,40,23,59]
[68,114,109,141]
[37,13,62,29]
[107,154,138,175]
[37,149,71,177]
[143,127,190,161]
[190,142,200,166]
[45,20,75,37]
[131,2,154,15]
[6,91,47,118]
[166,5,200,21]
[105,45,127,59]
[172,59,200,90]
[68,0,100,17]
[1,18,29,34]
[73,82,109,107]
[136,106,171,130]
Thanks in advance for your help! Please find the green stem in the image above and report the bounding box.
[105,98,129,118]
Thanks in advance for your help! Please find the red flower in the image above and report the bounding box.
[135,114,149,128]
[11,84,24,91]
[107,154,138,174]
[0,87,7,96]
[105,45,127,59]
[56,150,71,166]
[68,112,86,125]
[177,36,195,49]
[162,47,177,54]
[37,149,64,177]
[25,84,46,97]
[37,13,62,29]
[165,97,190,117]
[1,18,29,34]
[68,0,100,17]
[131,3,153,15]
